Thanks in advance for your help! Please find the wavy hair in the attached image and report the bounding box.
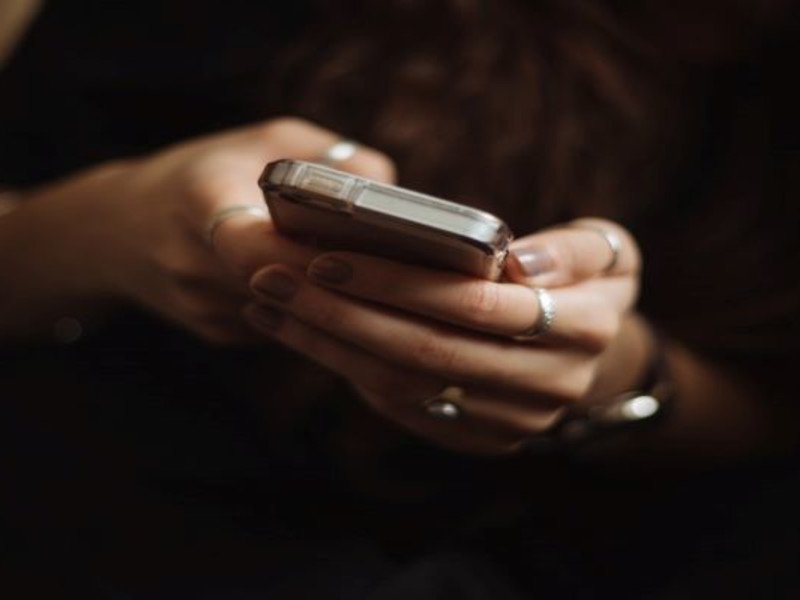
[267,0,685,232]
[263,0,800,383]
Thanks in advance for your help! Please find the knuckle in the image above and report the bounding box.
[180,158,237,209]
[548,364,595,404]
[479,360,518,387]
[408,330,459,373]
[314,298,347,330]
[459,281,500,322]
[226,240,271,280]
[578,304,620,352]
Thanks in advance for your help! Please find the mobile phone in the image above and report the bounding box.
[258,159,514,280]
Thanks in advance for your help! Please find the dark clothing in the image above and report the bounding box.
[1,2,799,598]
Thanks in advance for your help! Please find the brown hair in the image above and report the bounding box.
[268,0,685,231]
[267,0,800,384]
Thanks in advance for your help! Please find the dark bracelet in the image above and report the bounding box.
[527,329,673,453]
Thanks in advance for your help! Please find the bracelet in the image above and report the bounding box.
[527,328,673,453]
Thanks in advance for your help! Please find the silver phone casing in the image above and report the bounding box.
[259,160,513,280]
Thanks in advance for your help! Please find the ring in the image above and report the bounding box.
[206,205,269,246]
[317,139,359,166]
[570,223,621,274]
[422,385,465,421]
[514,287,556,340]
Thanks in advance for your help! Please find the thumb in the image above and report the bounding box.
[506,219,639,288]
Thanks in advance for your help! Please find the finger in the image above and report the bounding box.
[360,386,537,457]
[170,243,254,298]
[213,218,321,278]
[508,218,640,287]
[415,384,566,439]
[249,265,595,401]
[182,117,396,238]
[242,303,539,455]
[243,301,442,399]
[241,117,397,183]
[204,118,396,275]
[306,252,633,348]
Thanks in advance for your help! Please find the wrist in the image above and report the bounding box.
[0,186,116,342]
[548,317,790,468]
[528,314,673,454]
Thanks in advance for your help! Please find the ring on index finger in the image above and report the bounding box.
[513,287,556,340]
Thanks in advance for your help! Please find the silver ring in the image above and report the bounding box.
[206,205,269,246]
[422,385,465,421]
[514,287,556,340]
[571,223,621,274]
[317,139,359,166]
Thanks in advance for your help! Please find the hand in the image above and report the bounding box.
[243,219,642,455]
[21,118,394,343]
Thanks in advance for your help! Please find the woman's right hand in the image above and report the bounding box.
[8,118,395,343]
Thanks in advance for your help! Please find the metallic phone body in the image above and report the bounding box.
[259,160,513,280]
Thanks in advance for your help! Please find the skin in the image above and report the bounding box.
[242,232,786,461]
[0,118,394,342]
[0,117,789,463]
[242,221,642,455]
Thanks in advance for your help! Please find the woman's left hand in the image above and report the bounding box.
[243,219,642,455]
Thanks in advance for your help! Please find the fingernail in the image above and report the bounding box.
[308,257,352,285]
[249,306,283,331]
[252,271,297,301]
[512,247,555,277]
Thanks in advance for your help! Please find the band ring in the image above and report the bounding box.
[514,287,556,340]
[422,385,465,421]
[570,223,621,274]
[317,139,359,166]
[206,205,269,246]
